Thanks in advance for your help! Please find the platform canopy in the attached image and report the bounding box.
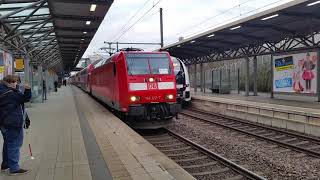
[0,0,113,72]
[161,0,320,65]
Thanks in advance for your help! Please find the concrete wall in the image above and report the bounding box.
[191,97,320,137]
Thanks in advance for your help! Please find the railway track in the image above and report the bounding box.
[181,108,320,158]
[143,129,266,180]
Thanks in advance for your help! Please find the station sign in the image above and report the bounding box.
[273,51,317,94]
[15,58,24,72]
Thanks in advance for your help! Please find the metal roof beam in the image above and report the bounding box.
[0,0,40,4]
[4,14,50,23]
[4,1,47,39]
[51,0,113,5]
[53,14,104,21]
[282,11,320,20]
[245,23,296,35]
[17,25,53,32]
[6,17,51,40]
[0,0,45,20]
[0,5,48,12]
[22,29,54,48]
[55,26,96,32]
[34,43,58,59]
[57,35,93,39]
[30,37,55,53]
[218,32,263,42]
[24,24,52,41]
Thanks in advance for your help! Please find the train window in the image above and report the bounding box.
[126,53,171,75]
[149,57,170,75]
[126,57,150,75]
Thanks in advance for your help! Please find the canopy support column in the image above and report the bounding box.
[253,56,258,96]
[245,57,250,96]
[271,55,274,98]
[194,64,197,92]
[317,50,320,102]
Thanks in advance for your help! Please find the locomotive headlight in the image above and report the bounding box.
[165,94,174,100]
[130,96,140,102]
[149,77,155,82]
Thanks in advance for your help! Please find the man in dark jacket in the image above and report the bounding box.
[0,75,31,175]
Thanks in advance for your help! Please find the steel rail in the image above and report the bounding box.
[181,109,320,158]
[165,128,267,180]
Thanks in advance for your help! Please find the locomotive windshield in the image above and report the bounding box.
[126,53,171,75]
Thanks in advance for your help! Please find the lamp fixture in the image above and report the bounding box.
[90,4,97,12]
[261,14,279,21]
[307,1,320,6]
[230,25,241,30]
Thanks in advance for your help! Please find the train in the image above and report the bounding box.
[70,49,182,128]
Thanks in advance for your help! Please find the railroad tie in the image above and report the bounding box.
[181,161,218,169]
[305,145,320,150]
[192,167,230,176]
[151,139,180,144]
[161,146,191,152]
[272,135,287,139]
[281,138,298,143]
[291,141,309,146]
[175,155,208,163]
[155,142,185,148]
[224,175,244,180]
[167,150,198,157]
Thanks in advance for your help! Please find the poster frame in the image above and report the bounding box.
[272,49,319,97]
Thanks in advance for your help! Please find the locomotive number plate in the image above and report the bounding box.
[145,95,161,101]
[147,82,158,90]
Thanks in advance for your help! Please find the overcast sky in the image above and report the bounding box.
[82,0,294,58]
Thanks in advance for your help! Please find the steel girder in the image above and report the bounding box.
[0,0,61,66]
[179,31,320,65]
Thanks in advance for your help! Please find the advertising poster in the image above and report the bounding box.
[0,50,4,80]
[4,52,13,76]
[273,51,317,94]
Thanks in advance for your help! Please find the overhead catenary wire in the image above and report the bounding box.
[113,0,163,42]
[111,0,153,41]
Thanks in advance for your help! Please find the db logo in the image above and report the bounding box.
[147,83,158,90]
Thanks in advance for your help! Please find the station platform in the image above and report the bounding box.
[190,90,320,137]
[0,86,194,180]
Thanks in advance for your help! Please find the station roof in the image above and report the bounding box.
[161,0,320,64]
[0,0,113,71]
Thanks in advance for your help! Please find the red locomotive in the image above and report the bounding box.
[72,50,181,128]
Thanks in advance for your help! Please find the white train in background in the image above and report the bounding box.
[171,56,191,103]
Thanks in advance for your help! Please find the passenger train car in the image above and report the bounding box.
[72,50,181,128]
[171,56,191,102]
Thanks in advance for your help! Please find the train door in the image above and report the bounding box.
[112,61,117,108]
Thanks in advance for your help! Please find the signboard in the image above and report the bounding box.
[0,51,3,80]
[15,58,24,71]
[273,51,317,94]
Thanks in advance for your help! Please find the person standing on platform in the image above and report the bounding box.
[42,80,47,100]
[0,75,31,175]
[54,81,58,92]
